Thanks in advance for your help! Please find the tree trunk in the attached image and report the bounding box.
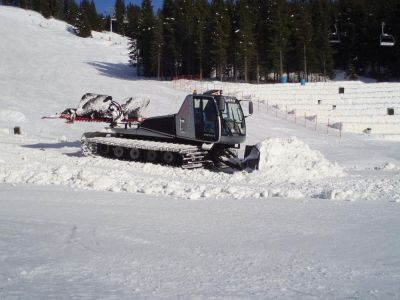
[304,44,307,80]
[199,57,203,81]
[244,55,248,83]
[157,50,160,80]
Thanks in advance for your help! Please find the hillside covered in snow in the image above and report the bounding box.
[1,7,400,299]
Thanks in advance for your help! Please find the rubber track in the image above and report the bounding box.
[81,135,210,169]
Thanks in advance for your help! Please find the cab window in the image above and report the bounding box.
[194,97,219,141]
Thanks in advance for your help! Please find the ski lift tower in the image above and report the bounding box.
[109,8,117,33]
[108,8,129,34]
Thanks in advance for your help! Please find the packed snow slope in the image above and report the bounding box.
[1,6,400,299]
[2,185,400,299]
[0,7,187,140]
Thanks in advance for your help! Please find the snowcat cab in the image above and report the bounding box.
[175,90,249,145]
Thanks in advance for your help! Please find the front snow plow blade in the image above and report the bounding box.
[241,145,260,171]
[221,144,260,171]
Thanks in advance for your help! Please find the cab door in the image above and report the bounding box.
[193,96,220,142]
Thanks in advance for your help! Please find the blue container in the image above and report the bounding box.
[280,76,287,84]
[300,79,306,86]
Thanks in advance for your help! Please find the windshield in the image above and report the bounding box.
[221,98,246,136]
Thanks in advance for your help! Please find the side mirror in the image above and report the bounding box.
[248,101,254,115]
[217,97,225,112]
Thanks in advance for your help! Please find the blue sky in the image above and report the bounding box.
[93,0,163,15]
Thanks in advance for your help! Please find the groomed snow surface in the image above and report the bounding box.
[1,6,400,299]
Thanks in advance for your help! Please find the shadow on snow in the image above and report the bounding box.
[23,141,80,149]
[87,61,137,80]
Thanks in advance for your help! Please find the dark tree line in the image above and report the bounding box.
[126,0,336,81]
[125,0,400,81]
[2,0,400,81]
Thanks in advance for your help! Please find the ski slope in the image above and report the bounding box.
[1,6,400,299]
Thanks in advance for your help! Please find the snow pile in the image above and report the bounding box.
[0,133,344,201]
[374,162,400,171]
[256,137,345,181]
[0,110,27,122]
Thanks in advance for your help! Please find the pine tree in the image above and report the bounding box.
[174,0,197,76]
[74,2,92,38]
[51,0,65,20]
[31,0,41,14]
[286,0,315,81]
[161,0,177,78]
[88,0,100,31]
[126,3,141,75]
[40,0,51,18]
[114,0,126,35]
[152,13,163,79]
[253,0,270,81]
[225,0,238,80]
[208,0,230,80]
[265,0,289,81]
[236,0,256,82]
[64,0,78,25]
[387,0,400,77]
[19,0,27,9]
[309,0,333,78]
[138,0,157,77]
[251,0,266,83]
[193,0,209,80]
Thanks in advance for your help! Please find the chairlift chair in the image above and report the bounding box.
[123,14,129,24]
[380,22,395,47]
[329,24,340,44]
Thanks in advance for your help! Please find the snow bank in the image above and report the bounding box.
[256,137,345,181]
[374,162,400,171]
[0,110,27,122]
[0,128,10,135]
[0,134,350,201]
[0,125,399,203]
